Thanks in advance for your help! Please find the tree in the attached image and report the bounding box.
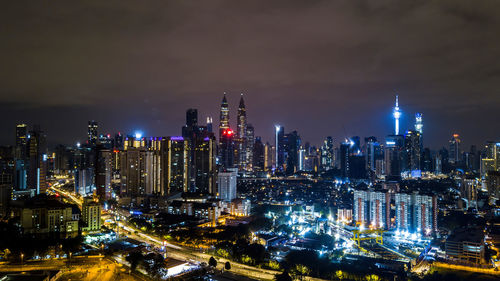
[144,253,164,278]
[225,261,231,270]
[209,256,218,268]
[293,264,311,281]
[275,270,292,281]
[125,251,144,271]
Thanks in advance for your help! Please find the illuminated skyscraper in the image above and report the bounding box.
[15,124,28,160]
[219,129,235,170]
[206,117,213,133]
[449,134,461,165]
[27,125,47,195]
[415,113,423,134]
[219,93,229,141]
[393,95,401,135]
[404,130,422,173]
[88,121,98,146]
[236,94,247,171]
[320,136,334,171]
[245,124,255,171]
[275,125,285,171]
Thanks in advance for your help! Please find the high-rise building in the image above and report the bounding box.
[245,124,255,172]
[236,94,248,171]
[353,190,390,229]
[364,136,382,174]
[285,131,300,175]
[82,197,101,232]
[404,130,422,173]
[15,124,28,160]
[88,121,98,146]
[320,136,334,171]
[339,140,350,178]
[219,93,229,142]
[95,149,112,201]
[219,129,235,170]
[449,134,461,165]
[253,137,265,172]
[193,135,217,194]
[206,117,213,133]
[395,192,437,234]
[217,168,237,202]
[384,135,404,178]
[415,113,423,134]
[275,125,285,171]
[27,125,47,195]
[481,142,500,178]
[162,137,190,194]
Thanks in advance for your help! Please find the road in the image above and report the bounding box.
[49,183,283,280]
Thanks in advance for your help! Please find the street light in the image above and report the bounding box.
[20,253,24,266]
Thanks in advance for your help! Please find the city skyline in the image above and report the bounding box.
[1,1,499,148]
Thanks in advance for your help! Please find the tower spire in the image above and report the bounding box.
[393,95,401,135]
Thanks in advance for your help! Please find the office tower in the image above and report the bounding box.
[275,125,285,171]
[384,135,405,178]
[285,131,300,175]
[449,134,461,165]
[415,113,423,133]
[181,108,199,191]
[364,136,381,173]
[88,121,98,146]
[182,108,198,139]
[404,130,422,173]
[75,168,95,196]
[481,142,500,178]
[217,168,237,202]
[340,140,350,178]
[236,94,248,171]
[299,146,306,171]
[54,145,71,173]
[350,136,361,155]
[245,124,255,172]
[82,197,101,232]
[95,149,112,201]
[15,124,28,160]
[264,143,273,171]
[253,137,265,172]
[27,126,47,195]
[219,129,235,170]
[422,148,432,172]
[219,93,230,141]
[206,117,213,133]
[320,136,334,171]
[193,135,217,194]
[393,95,401,135]
[353,190,390,229]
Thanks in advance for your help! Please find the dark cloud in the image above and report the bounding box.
[0,0,499,148]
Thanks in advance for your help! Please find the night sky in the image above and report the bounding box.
[1,1,499,149]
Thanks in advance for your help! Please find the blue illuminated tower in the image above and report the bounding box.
[393,95,401,135]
